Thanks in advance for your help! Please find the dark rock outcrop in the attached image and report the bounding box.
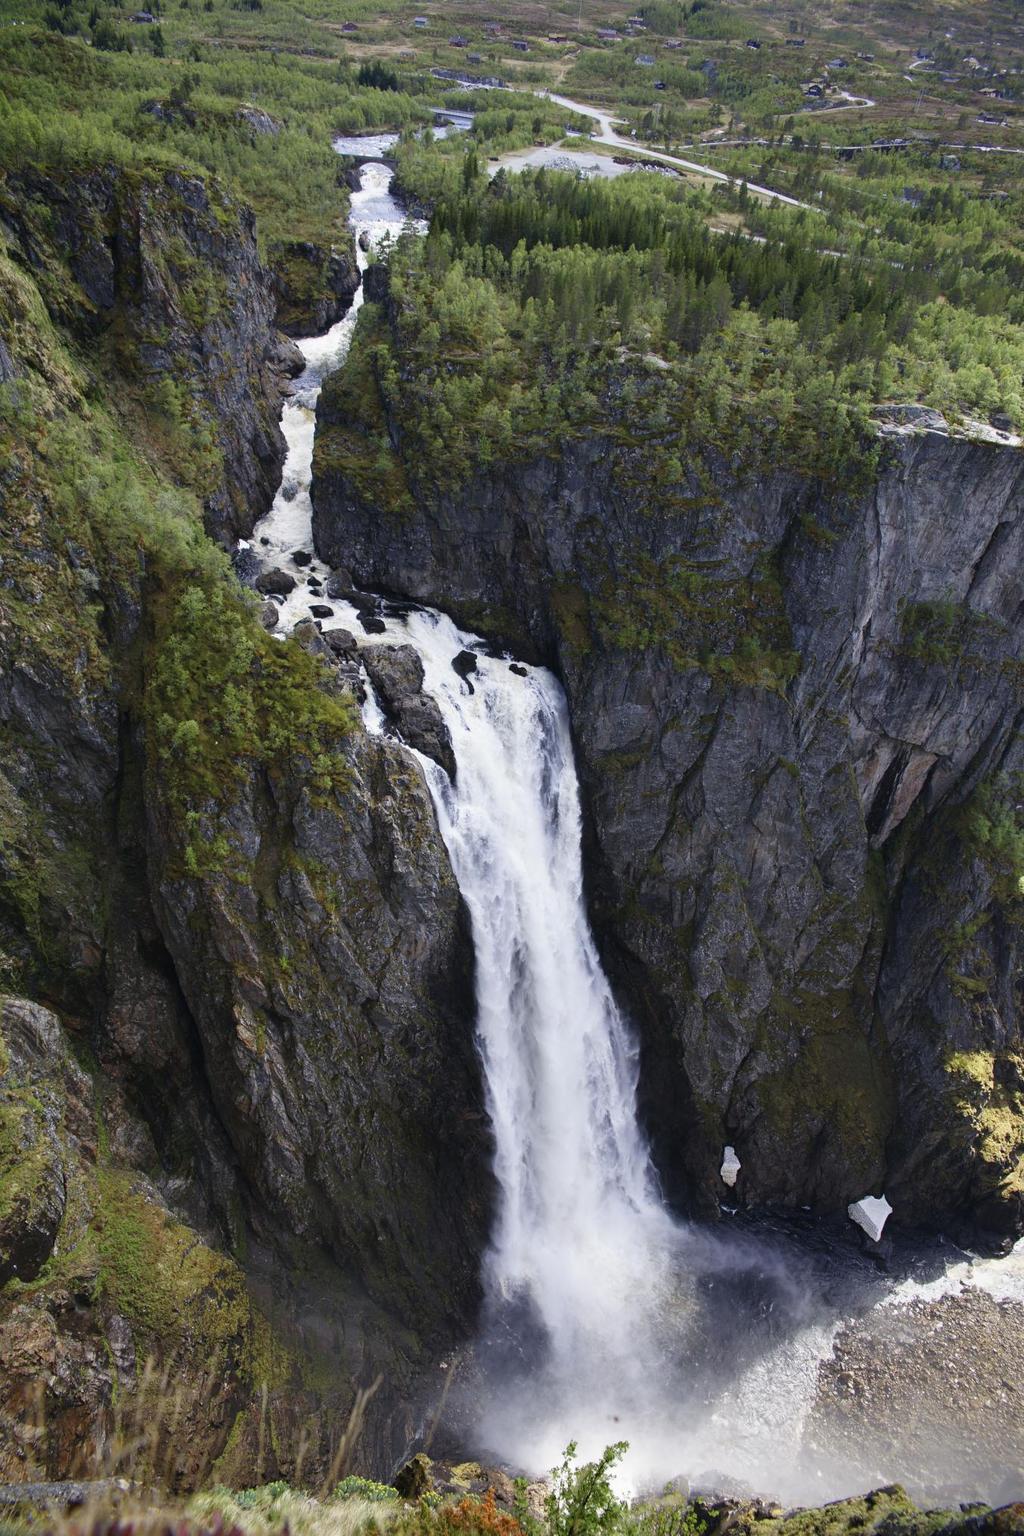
[144,718,488,1331]
[0,163,294,545]
[362,644,457,778]
[312,411,1024,1241]
[269,237,360,338]
[256,567,297,595]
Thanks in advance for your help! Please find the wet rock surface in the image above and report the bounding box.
[362,644,457,779]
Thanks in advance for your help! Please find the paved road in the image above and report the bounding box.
[538,89,820,209]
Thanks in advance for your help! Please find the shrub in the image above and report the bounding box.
[547,1443,628,1536]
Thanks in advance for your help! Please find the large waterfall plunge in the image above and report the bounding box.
[359,611,833,1498]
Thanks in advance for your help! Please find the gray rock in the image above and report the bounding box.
[871,403,949,432]
[3,163,293,546]
[323,627,358,657]
[255,567,296,596]
[362,644,456,779]
[270,237,360,338]
[259,599,280,631]
[232,546,263,588]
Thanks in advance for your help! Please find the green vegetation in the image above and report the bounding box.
[145,576,356,876]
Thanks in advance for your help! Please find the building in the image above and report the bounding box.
[597,27,618,39]
[745,38,761,49]
[512,38,529,50]
[635,53,655,66]
[413,16,429,26]
[449,34,468,46]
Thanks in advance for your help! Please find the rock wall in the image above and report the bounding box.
[0,163,299,544]
[269,237,360,338]
[312,385,1024,1242]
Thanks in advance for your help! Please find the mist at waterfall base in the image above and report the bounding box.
[249,156,1024,1510]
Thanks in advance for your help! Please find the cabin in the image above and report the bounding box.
[856,51,874,61]
[597,27,618,38]
[512,38,529,50]
[786,38,805,46]
[827,57,848,69]
[635,53,655,66]
[341,21,358,32]
[745,38,761,49]
[664,38,682,48]
[449,35,468,46]
[941,154,961,170]
[413,16,429,26]
[548,34,569,43]
[803,83,824,97]
[131,11,155,20]
[653,79,666,89]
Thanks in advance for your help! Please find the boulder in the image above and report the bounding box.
[451,650,478,691]
[291,618,330,657]
[258,600,280,631]
[323,628,358,658]
[232,546,263,588]
[362,645,456,779]
[255,567,296,596]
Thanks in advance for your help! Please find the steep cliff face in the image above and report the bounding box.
[312,389,1024,1242]
[0,166,489,1483]
[270,237,360,338]
[145,700,490,1334]
[0,162,298,544]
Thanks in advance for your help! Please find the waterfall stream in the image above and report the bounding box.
[243,156,1024,1508]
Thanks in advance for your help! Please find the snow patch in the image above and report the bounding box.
[847,1194,892,1242]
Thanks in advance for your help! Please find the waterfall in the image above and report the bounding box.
[361,611,834,1497]
[379,613,675,1340]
